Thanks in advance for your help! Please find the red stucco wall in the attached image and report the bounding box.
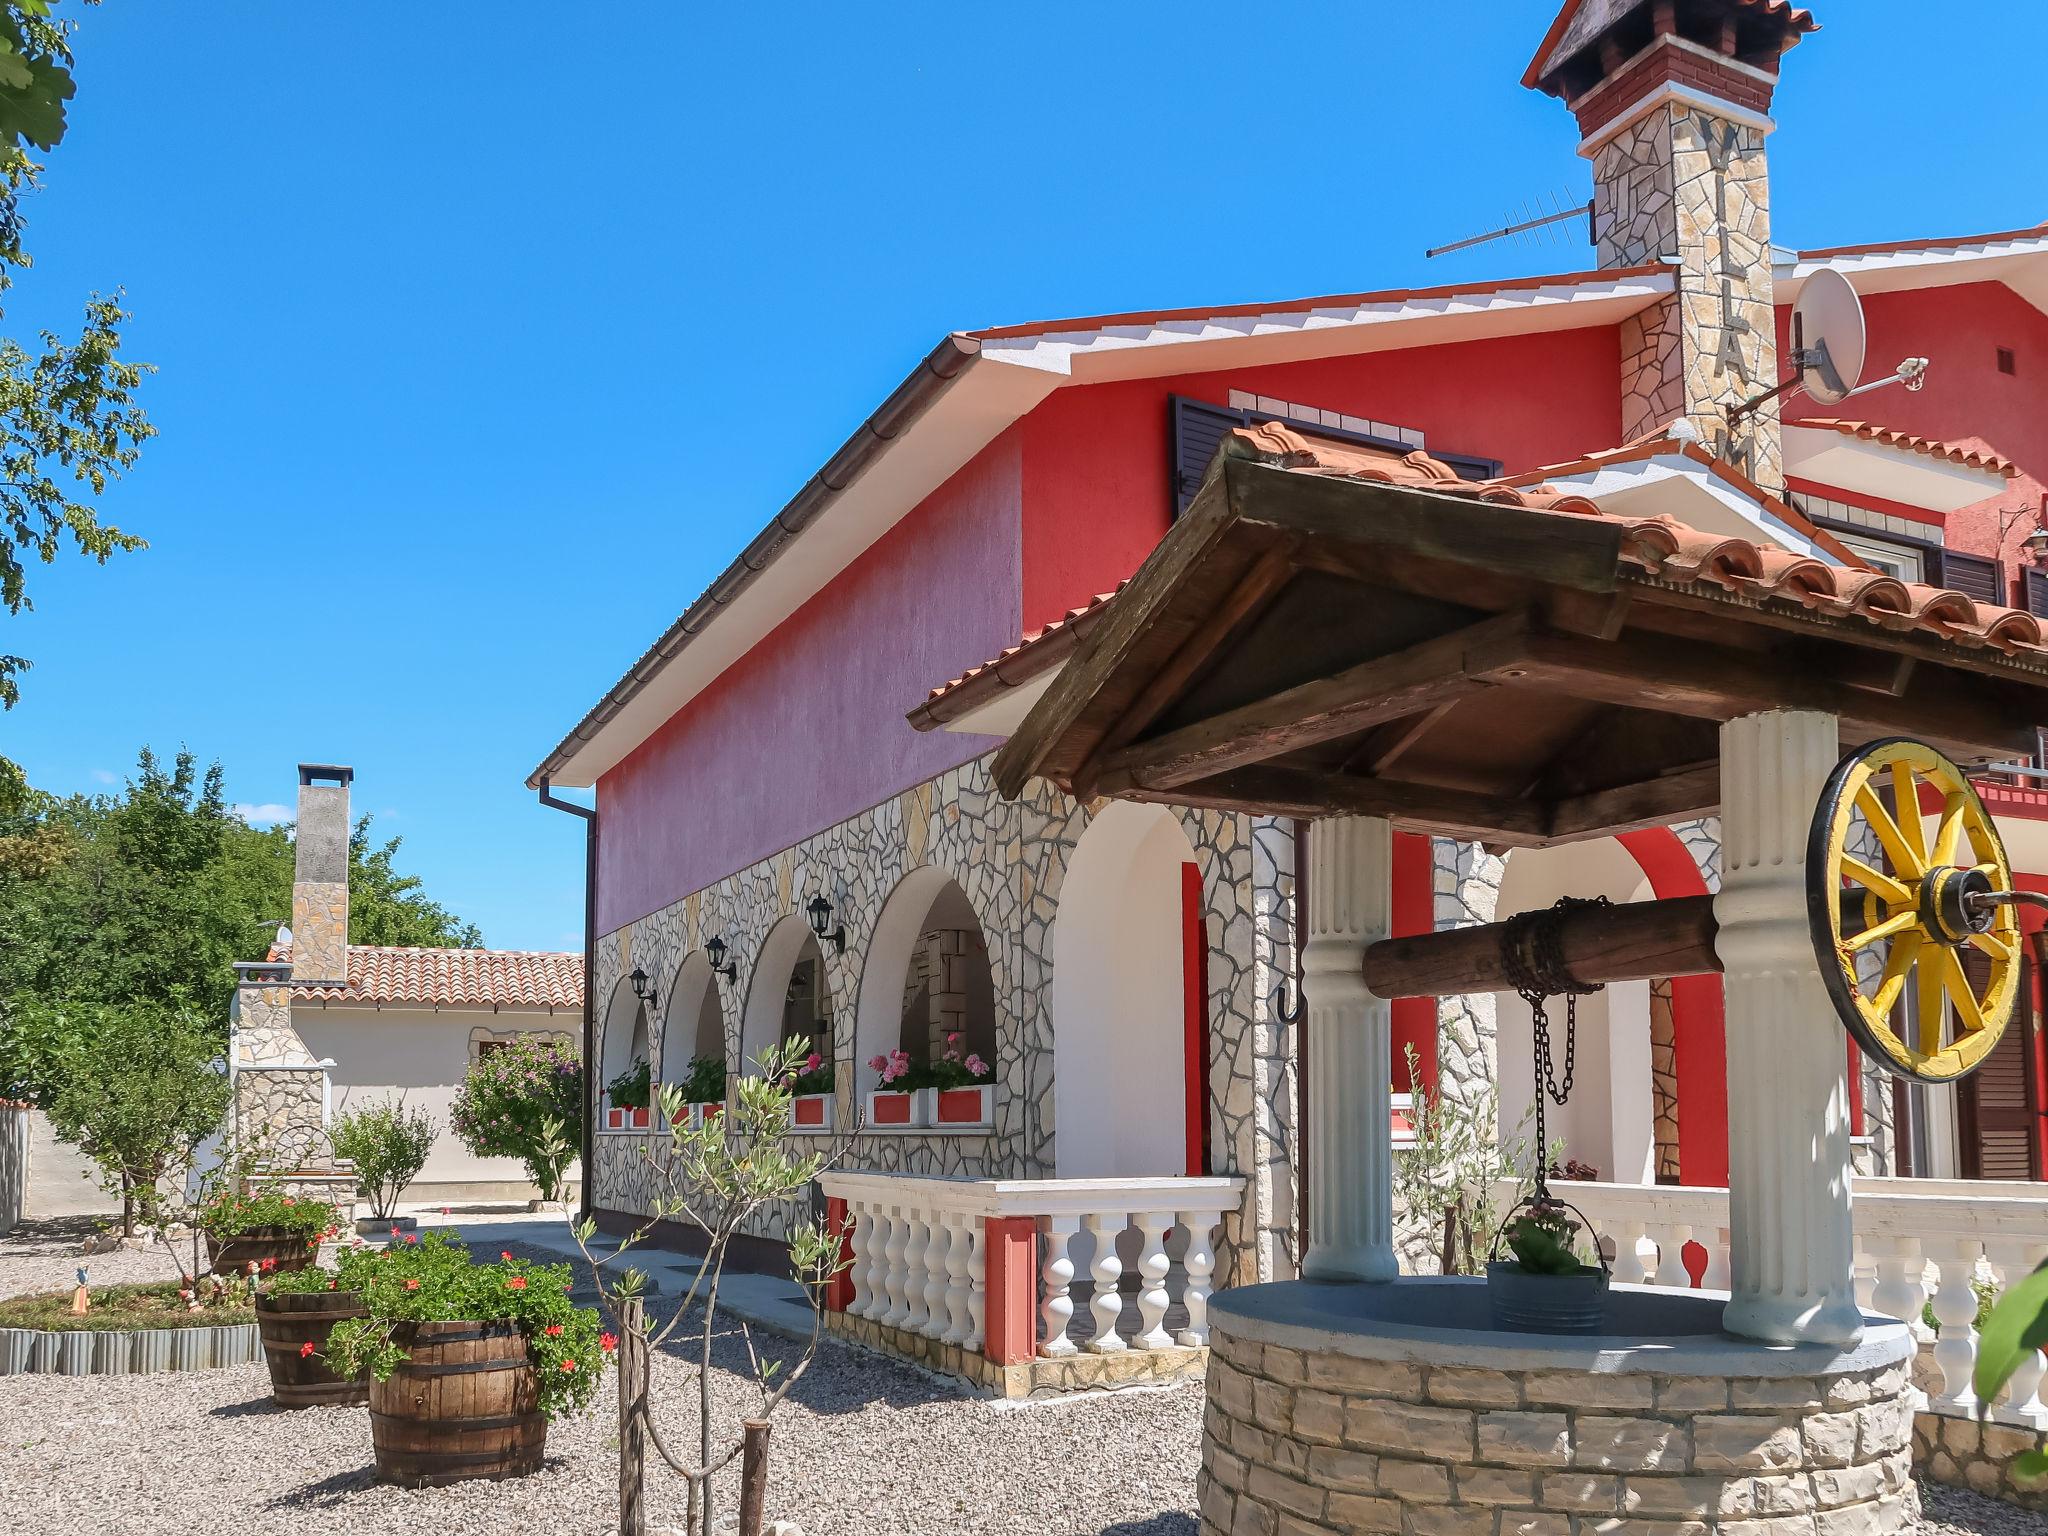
[592,431,1024,933]
[1018,326,1626,631]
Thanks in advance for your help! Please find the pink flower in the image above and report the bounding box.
[965,1054,988,1076]
[404,1233,419,1245]
[946,1032,961,1045]
[866,1055,886,1073]
[804,1052,822,1073]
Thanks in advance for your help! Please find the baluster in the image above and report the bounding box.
[1853,1243,1878,1313]
[1039,1216,1079,1358]
[1178,1213,1217,1347]
[881,1206,911,1330]
[1986,1239,2048,1423]
[870,1206,899,1322]
[901,1214,931,1334]
[965,1218,987,1353]
[1870,1235,1927,1326]
[1085,1211,1129,1352]
[1613,1218,1651,1286]
[1132,1212,1173,1350]
[922,1213,953,1338]
[1930,1236,1984,1410]
[1703,1226,1732,1290]
[847,1202,875,1318]
[1652,1224,1692,1288]
[938,1213,971,1346]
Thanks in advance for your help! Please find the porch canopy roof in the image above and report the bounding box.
[989,426,2048,850]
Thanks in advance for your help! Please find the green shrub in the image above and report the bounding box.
[330,1097,437,1219]
[199,1183,337,1242]
[604,1057,651,1111]
[449,1036,583,1201]
[678,1053,725,1105]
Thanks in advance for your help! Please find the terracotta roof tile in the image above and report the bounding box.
[271,944,583,1010]
[917,423,2048,721]
[908,585,1125,728]
[1789,418,2021,478]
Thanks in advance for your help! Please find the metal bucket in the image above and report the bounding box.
[1486,1262,1609,1334]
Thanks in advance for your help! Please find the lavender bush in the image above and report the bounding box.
[450,1037,584,1201]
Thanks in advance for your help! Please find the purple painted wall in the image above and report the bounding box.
[593,430,1022,933]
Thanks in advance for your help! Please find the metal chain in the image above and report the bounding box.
[1499,895,1611,1195]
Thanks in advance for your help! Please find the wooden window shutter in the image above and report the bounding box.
[1170,397,1250,521]
[1934,549,2003,606]
[1957,946,2043,1180]
[2024,566,2048,619]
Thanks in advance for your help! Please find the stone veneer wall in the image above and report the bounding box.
[1199,1333,1918,1536]
[590,754,1301,1286]
[233,977,330,1166]
[1596,103,1782,489]
[1913,1412,2048,1514]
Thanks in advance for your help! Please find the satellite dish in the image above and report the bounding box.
[1791,268,1867,406]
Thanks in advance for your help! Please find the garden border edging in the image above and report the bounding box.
[0,1321,260,1375]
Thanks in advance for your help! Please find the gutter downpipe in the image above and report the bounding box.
[538,778,598,1225]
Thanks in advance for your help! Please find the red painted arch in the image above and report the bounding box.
[1616,829,1729,1188]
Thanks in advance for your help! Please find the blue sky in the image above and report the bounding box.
[2,1,2040,952]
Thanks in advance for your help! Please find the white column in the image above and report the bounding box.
[1716,710,1863,1345]
[1301,815,1397,1283]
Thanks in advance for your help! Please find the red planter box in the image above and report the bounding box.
[792,1093,834,1131]
[605,1105,650,1131]
[630,1106,649,1129]
[864,1090,920,1128]
[933,1085,993,1128]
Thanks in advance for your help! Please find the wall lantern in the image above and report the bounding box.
[806,894,848,954]
[628,967,658,1011]
[705,934,737,984]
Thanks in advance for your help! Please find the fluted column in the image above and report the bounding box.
[1301,815,1397,1282]
[1716,710,1862,1345]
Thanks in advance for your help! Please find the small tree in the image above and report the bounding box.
[330,1096,437,1219]
[542,1041,857,1536]
[38,1000,229,1235]
[1392,1042,1543,1275]
[450,1036,582,1202]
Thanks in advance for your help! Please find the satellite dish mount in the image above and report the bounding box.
[1728,267,1927,430]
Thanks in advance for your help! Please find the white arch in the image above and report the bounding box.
[658,950,723,1088]
[1050,802,1195,1178]
[855,866,997,1098]
[598,976,649,1113]
[740,915,830,1077]
[1494,840,1657,1185]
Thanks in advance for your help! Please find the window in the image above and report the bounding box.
[475,1038,511,1059]
[1833,529,1925,583]
[1997,347,2017,376]
[1168,394,1499,521]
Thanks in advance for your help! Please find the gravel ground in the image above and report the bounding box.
[0,1220,2031,1536]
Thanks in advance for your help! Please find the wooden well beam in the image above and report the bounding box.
[1360,892,1721,999]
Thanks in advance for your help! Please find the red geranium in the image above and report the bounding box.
[599,1332,617,1353]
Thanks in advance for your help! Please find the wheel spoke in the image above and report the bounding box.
[1932,792,1969,868]
[1871,931,1922,1019]
[1915,956,1947,1057]
[1890,760,1929,866]
[1856,785,1926,881]
[1967,931,2015,963]
[1845,910,1919,951]
[1840,856,1912,907]
[1934,946,1986,1033]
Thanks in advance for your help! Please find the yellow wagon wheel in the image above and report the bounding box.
[1805,737,2022,1084]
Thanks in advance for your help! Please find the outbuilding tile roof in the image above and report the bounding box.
[271,944,583,1010]
[1790,418,2021,478]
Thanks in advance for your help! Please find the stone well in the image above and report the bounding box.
[1197,1278,1918,1536]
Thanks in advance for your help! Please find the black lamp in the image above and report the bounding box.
[806,893,847,954]
[705,934,737,983]
[628,966,658,1010]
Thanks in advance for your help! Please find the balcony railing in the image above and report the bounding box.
[817,1171,1244,1363]
[1512,1177,2048,1428]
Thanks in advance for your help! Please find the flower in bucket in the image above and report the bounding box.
[323,1231,606,1419]
[299,1341,317,1359]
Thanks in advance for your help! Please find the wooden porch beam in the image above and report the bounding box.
[1125,763,1552,847]
[1085,610,1534,795]
[1543,762,1722,842]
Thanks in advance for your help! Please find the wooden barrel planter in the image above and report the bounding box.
[206,1225,320,1277]
[368,1320,545,1486]
[255,1291,370,1407]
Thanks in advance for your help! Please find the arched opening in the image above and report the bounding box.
[1494,840,1658,1185]
[599,976,651,1125]
[660,951,725,1105]
[741,915,833,1081]
[1051,802,1197,1178]
[856,867,997,1097]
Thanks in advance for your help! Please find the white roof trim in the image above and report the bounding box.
[1775,230,2048,314]
[1783,425,2011,515]
[934,666,1060,740]
[1539,452,1832,561]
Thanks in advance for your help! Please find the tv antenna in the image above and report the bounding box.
[1728,268,1928,427]
[1424,193,1593,260]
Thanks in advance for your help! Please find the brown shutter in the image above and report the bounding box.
[1934,550,2004,606]
[2024,566,2048,618]
[1169,397,1250,521]
[1957,948,2043,1180]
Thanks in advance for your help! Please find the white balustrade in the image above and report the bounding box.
[822,1171,1245,1362]
[1517,1175,2048,1428]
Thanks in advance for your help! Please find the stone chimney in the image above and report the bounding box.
[290,764,352,985]
[1527,0,1819,488]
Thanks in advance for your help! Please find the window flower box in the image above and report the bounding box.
[863,1089,923,1129]
[928,1084,992,1130]
[791,1093,834,1132]
[604,1105,650,1132]
[692,1102,724,1131]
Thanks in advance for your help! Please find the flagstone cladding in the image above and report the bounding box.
[590,754,1301,1285]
